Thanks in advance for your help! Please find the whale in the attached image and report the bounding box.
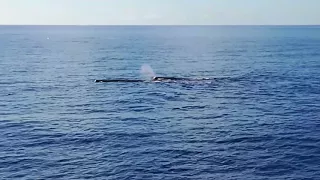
[95,76,211,83]
[152,76,192,81]
[95,79,144,83]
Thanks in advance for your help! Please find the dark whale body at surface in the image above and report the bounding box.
[94,76,209,83]
[95,79,145,83]
[94,76,218,83]
[152,76,192,81]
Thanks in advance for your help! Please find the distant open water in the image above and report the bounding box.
[1,26,320,179]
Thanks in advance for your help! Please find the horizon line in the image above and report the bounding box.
[0,24,319,26]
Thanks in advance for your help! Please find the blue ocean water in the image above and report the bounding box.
[1,25,320,179]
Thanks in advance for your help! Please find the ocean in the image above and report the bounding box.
[1,25,320,179]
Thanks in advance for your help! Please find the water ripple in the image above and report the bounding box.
[1,26,320,179]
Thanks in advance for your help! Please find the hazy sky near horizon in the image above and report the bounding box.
[0,0,319,25]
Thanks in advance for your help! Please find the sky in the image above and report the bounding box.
[0,0,319,25]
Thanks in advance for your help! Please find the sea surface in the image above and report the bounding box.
[1,25,320,180]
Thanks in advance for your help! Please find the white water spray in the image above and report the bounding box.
[140,64,156,80]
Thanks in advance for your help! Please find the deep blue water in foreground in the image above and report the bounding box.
[1,26,320,179]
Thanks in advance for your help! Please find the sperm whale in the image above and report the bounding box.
[94,79,145,83]
[152,76,194,81]
[95,76,210,83]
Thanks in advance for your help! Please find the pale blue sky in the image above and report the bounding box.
[0,0,319,25]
